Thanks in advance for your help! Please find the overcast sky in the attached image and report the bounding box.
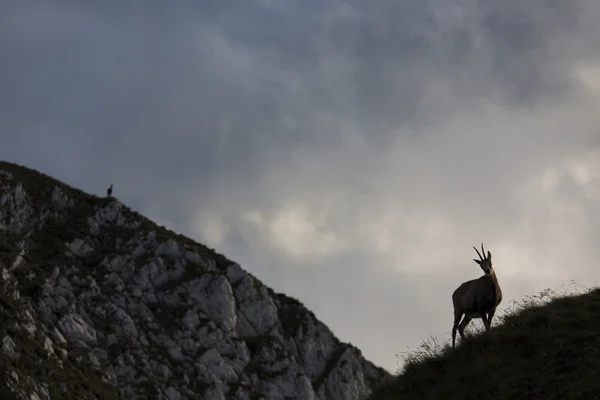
[2,0,600,372]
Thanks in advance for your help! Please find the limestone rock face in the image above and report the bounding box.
[0,161,389,399]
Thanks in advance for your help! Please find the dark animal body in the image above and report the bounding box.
[451,243,502,349]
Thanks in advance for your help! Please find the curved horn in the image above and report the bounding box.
[481,243,487,260]
[473,245,484,261]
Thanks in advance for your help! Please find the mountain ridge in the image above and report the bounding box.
[0,160,389,399]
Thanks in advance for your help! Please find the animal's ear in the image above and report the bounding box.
[487,251,492,261]
[473,259,481,264]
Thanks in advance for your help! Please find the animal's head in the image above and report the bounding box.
[473,243,493,275]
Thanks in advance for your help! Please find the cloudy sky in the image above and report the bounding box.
[2,0,600,372]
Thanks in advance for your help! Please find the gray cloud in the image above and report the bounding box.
[2,0,600,371]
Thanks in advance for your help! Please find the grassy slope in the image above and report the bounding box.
[367,286,600,400]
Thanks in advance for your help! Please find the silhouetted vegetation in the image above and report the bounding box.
[367,282,600,400]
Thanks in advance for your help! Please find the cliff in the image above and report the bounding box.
[0,161,389,400]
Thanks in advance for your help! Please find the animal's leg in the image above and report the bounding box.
[481,312,489,331]
[452,311,463,349]
[458,315,472,340]
[486,309,496,331]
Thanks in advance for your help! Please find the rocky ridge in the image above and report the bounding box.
[0,161,389,400]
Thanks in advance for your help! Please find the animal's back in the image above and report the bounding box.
[452,278,478,309]
[452,279,477,296]
[453,276,497,314]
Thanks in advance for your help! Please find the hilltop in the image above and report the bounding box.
[0,160,389,399]
[367,285,600,400]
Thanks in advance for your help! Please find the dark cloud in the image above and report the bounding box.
[2,0,600,371]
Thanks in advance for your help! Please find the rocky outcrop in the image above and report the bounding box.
[0,161,389,399]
